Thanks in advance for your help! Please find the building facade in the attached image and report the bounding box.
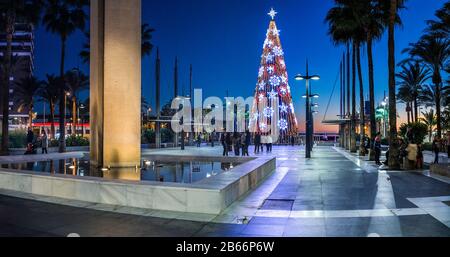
[0,21,35,128]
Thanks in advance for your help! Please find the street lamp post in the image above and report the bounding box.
[295,61,320,159]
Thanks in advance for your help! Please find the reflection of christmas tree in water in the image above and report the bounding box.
[250,8,298,139]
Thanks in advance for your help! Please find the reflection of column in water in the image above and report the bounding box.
[50,160,55,174]
[58,159,66,174]
[178,163,184,183]
[189,162,193,183]
[156,163,160,182]
[26,162,34,171]
[72,158,77,176]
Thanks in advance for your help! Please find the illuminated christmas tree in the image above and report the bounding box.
[249,8,298,138]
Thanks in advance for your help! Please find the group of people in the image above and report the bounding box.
[220,131,252,156]
[253,133,273,154]
[220,131,279,157]
[25,127,49,155]
[373,129,450,169]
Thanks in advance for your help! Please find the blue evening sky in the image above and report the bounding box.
[33,0,447,132]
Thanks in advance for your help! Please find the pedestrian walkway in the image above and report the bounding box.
[0,146,449,237]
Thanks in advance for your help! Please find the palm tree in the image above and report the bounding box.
[65,70,89,135]
[14,76,43,128]
[42,0,88,152]
[396,61,431,122]
[141,24,155,58]
[325,0,358,152]
[426,1,449,38]
[0,0,42,155]
[79,31,90,64]
[421,109,437,142]
[404,36,450,138]
[362,1,386,146]
[79,23,155,63]
[384,0,406,169]
[38,75,61,138]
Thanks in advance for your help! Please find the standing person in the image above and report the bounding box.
[254,133,261,154]
[261,134,266,153]
[290,135,295,147]
[225,133,232,154]
[447,131,450,159]
[221,133,228,156]
[27,127,34,145]
[233,133,241,156]
[243,130,251,156]
[41,129,49,154]
[211,132,215,147]
[267,135,273,153]
[416,144,424,169]
[432,136,441,164]
[374,132,382,165]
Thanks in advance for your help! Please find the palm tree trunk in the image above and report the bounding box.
[346,43,351,150]
[357,43,365,156]
[388,0,400,169]
[407,102,411,124]
[414,98,419,123]
[50,102,55,139]
[28,104,34,129]
[350,42,357,153]
[1,13,15,156]
[59,38,67,153]
[367,33,376,160]
[435,79,442,138]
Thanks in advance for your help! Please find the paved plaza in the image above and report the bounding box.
[0,146,449,237]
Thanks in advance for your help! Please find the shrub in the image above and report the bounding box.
[399,122,428,144]
[7,130,27,148]
[142,129,155,144]
[141,128,174,144]
[66,135,89,147]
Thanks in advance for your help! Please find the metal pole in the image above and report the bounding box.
[155,48,161,148]
[305,62,311,158]
[306,80,311,158]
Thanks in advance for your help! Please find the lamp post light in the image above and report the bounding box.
[295,61,320,159]
[65,92,71,136]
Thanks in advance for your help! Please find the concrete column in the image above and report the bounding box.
[90,0,141,168]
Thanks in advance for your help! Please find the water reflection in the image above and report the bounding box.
[3,158,240,184]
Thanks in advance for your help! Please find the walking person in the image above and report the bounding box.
[374,132,382,165]
[41,129,49,154]
[432,136,441,164]
[254,133,261,154]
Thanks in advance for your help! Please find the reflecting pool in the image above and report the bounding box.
[1,158,241,184]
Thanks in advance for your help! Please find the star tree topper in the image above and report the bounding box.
[268,8,277,20]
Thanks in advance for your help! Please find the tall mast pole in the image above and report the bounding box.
[155,48,161,148]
